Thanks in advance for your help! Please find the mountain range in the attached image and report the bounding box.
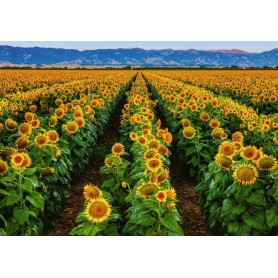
[0,45,278,67]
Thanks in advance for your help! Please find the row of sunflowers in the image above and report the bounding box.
[144,72,278,235]
[0,69,114,95]
[0,71,136,235]
[71,73,184,235]
[155,70,278,114]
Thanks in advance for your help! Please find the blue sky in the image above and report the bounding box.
[1,41,277,53]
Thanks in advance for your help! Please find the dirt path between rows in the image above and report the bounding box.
[169,148,211,236]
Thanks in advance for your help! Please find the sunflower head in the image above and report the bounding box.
[157,169,169,183]
[34,134,48,148]
[129,132,137,141]
[137,183,159,198]
[111,143,125,156]
[215,153,233,170]
[233,163,258,185]
[146,158,163,172]
[148,139,161,150]
[232,131,244,143]
[144,149,160,160]
[0,160,9,176]
[166,187,177,199]
[209,119,220,128]
[64,121,79,135]
[182,126,196,139]
[219,141,235,157]
[16,136,29,151]
[256,155,277,171]
[85,198,111,223]
[83,184,102,200]
[156,190,167,202]
[241,146,258,161]
[18,123,32,135]
[47,130,59,143]
[104,155,122,168]
[11,153,25,169]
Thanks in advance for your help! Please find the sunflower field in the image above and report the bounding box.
[0,69,277,236]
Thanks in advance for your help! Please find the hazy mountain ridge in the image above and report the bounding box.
[0,45,278,67]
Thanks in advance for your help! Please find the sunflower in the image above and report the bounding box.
[157,169,169,183]
[111,143,125,156]
[241,146,258,161]
[144,149,160,160]
[212,128,224,139]
[219,141,235,157]
[148,139,161,150]
[85,198,111,223]
[21,153,32,168]
[232,131,244,143]
[233,163,258,185]
[47,130,59,143]
[200,112,210,122]
[40,167,55,177]
[165,132,173,144]
[18,123,32,136]
[158,146,169,156]
[104,155,122,168]
[146,158,163,172]
[64,121,79,135]
[166,187,176,199]
[52,145,61,157]
[182,118,191,127]
[129,132,137,141]
[215,154,233,170]
[156,190,167,202]
[75,117,86,128]
[55,108,65,119]
[209,119,220,129]
[83,184,102,200]
[34,134,48,148]
[256,155,277,171]
[49,116,58,127]
[182,126,196,139]
[25,112,34,122]
[0,160,9,176]
[150,172,158,183]
[137,183,159,198]
[5,119,18,131]
[234,142,243,152]
[31,119,40,129]
[137,135,148,146]
[16,136,29,151]
[11,153,25,169]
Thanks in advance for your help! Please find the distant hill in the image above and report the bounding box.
[0,45,278,67]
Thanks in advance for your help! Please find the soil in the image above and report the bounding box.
[169,148,211,236]
[43,102,123,236]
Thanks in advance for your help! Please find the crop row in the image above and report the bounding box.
[0,71,135,235]
[144,72,278,235]
[71,73,184,236]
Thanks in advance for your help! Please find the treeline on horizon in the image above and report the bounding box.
[0,65,278,70]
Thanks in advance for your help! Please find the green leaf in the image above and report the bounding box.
[133,213,156,226]
[6,194,21,206]
[26,191,45,211]
[246,190,266,207]
[22,179,33,193]
[0,173,16,183]
[242,212,268,232]
[227,222,251,236]
[22,168,37,176]
[266,204,278,229]
[0,189,10,195]
[13,207,36,225]
[160,213,184,235]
